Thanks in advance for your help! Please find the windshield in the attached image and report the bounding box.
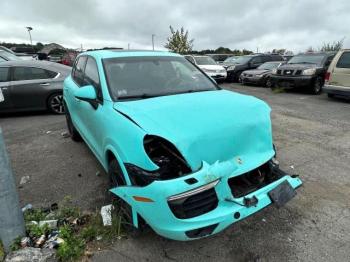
[224,56,239,63]
[258,62,281,70]
[194,56,217,65]
[288,54,325,65]
[229,56,252,64]
[103,56,218,100]
[0,50,21,61]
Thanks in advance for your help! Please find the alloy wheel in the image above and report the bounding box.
[50,94,64,114]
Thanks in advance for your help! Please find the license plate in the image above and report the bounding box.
[268,181,296,208]
[0,89,4,103]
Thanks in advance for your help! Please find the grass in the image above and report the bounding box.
[271,87,286,94]
[0,241,4,261]
[19,196,125,261]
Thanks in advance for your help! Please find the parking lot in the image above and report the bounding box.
[1,83,349,262]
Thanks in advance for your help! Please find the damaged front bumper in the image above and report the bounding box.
[110,152,302,241]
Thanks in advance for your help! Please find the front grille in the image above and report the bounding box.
[282,69,295,75]
[168,188,218,219]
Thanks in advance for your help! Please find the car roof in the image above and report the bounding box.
[80,50,181,60]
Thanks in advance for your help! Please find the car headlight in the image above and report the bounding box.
[227,65,235,71]
[302,68,316,76]
[125,135,192,186]
[271,68,277,75]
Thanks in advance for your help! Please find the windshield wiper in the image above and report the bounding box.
[118,93,158,100]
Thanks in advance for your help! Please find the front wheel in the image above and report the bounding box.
[109,159,145,237]
[311,76,323,94]
[48,93,65,114]
[65,106,82,142]
[265,77,273,88]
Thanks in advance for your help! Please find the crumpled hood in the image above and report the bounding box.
[114,90,274,170]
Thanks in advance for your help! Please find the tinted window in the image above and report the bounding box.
[288,54,325,65]
[46,70,58,78]
[0,67,9,82]
[336,52,350,69]
[72,56,87,85]
[194,56,217,65]
[84,57,100,87]
[13,67,50,81]
[103,56,218,101]
[251,56,263,64]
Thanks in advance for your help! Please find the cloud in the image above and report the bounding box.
[0,0,349,53]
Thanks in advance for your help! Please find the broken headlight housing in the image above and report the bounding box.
[125,135,192,186]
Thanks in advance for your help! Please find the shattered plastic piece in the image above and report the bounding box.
[262,218,267,223]
[21,237,31,248]
[34,235,46,248]
[61,131,70,138]
[22,203,33,212]
[26,221,38,227]
[5,247,55,262]
[38,220,58,229]
[46,131,52,134]
[19,176,30,185]
[96,236,102,241]
[290,165,294,169]
[100,204,113,226]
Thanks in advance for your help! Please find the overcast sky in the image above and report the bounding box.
[0,0,349,53]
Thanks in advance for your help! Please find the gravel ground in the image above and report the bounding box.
[1,83,349,262]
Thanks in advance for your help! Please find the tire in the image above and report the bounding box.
[47,93,65,114]
[64,106,82,142]
[108,159,145,237]
[265,77,273,88]
[311,76,323,94]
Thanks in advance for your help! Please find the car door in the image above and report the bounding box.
[10,66,54,110]
[330,51,350,87]
[0,66,12,110]
[73,56,105,159]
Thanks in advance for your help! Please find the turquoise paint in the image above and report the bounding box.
[64,50,302,241]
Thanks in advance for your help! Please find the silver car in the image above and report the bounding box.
[0,60,71,114]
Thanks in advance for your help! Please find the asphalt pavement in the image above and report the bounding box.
[0,83,349,262]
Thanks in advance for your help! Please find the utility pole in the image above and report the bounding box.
[152,34,155,50]
[0,128,25,252]
[26,26,33,46]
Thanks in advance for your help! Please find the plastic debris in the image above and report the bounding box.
[46,131,52,134]
[22,203,33,212]
[290,165,294,169]
[34,235,46,248]
[262,218,267,222]
[21,237,31,248]
[100,204,113,226]
[96,235,102,241]
[38,220,58,229]
[19,176,30,185]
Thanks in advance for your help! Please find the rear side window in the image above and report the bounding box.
[0,67,9,82]
[13,67,51,81]
[336,52,350,69]
[72,56,87,86]
[251,56,263,64]
[46,70,58,78]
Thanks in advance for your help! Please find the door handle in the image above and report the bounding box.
[39,83,50,86]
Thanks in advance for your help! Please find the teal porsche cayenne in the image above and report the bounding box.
[63,50,302,241]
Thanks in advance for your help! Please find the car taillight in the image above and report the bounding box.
[325,72,331,82]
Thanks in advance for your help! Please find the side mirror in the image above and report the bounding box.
[74,85,97,101]
[74,85,99,109]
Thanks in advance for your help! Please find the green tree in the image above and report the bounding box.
[165,26,194,54]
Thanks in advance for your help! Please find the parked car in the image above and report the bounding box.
[222,56,240,69]
[323,49,350,99]
[270,52,335,94]
[63,50,302,241]
[0,50,22,62]
[205,54,233,64]
[240,61,286,87]
[224,53,284,82]
[184,55,227,82]
[61,51,79,66]
[0,60,71,114]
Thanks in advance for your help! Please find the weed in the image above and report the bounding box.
[57,196,80,220]
[9,236,21,252]
[27,223,50,238]
[272,87,286,94]
[0,240,5,261]
[24,209,46,222]
[57,225,85,262]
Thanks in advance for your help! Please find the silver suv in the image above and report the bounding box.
[324,49,350,99]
